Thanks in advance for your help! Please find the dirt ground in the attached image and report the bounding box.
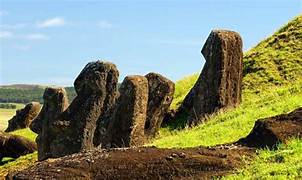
[7,145,255,179]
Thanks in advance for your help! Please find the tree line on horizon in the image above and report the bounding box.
[0,87,76,104]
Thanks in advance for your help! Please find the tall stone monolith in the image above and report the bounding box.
[144,72,175,138]
[105,75,149,148]
[179,30,243,126]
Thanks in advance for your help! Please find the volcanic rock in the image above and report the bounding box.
[6,146,254,179]
[105,75,149,148]
[237,107,302,149]
[179,30,243,126]
[93,63,119,147]
[29,87,69,161]
[0,131,37,161]
[5,102,41,132]
[144,72,175,138]
[50,61,119,158]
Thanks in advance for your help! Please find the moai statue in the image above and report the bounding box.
[178,30,243,126]
[144,72,175,138]
[5,102,41,132]
[50,61,119,158]
[30,87,69,161]
[105,75,149,148]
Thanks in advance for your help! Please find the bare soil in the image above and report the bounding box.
[7,145,254,179]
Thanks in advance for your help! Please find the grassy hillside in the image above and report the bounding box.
[243,15,302,91]
[152,81,302,147]
[150,14,302,178]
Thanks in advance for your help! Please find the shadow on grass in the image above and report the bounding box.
[0,157,15,166]
[162,111,189,130]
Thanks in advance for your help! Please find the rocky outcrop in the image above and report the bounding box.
[0,132,37,161]
[178,30,243,126]
[237,107,302,149]
[144,73,175,138]
[5,102,41,132]
[7,146,254,179]
[29,87,69,161]
[104,75,149,148]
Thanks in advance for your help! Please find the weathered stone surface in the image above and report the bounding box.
[144,73,175,138]
[7,146,254,179]
[0,131,37,161]
[50,61,119,158]
[29,87,69,161]
[237,107,302,149]
[179,30,243,126]
[93,63,119,147]
[105,75,148,148]
[5,102,41,132]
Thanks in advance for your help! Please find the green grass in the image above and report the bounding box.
[150,79,302,179]
[170,73,199,110]
[243,15,302,91]
[10,128,37,142]
[0,153,37,177]
[224,139,302,179]
[151,81,302,148]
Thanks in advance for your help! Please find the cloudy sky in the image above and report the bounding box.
[0,0,301,86]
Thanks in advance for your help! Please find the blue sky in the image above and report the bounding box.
[0,0,301,86]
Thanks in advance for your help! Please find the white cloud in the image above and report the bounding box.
[0,31,13,38]
[97,21,113,29]
[37,17,65,28]
[25,33,50,40]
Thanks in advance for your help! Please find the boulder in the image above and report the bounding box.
[29,87,69,161]
[178,30,243,126]
[49,61,119,158]
[105,75,149,148]
[0,131,37,161]
[144,72,175,138]
[5,102,41,132]
[237,107,302,149]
